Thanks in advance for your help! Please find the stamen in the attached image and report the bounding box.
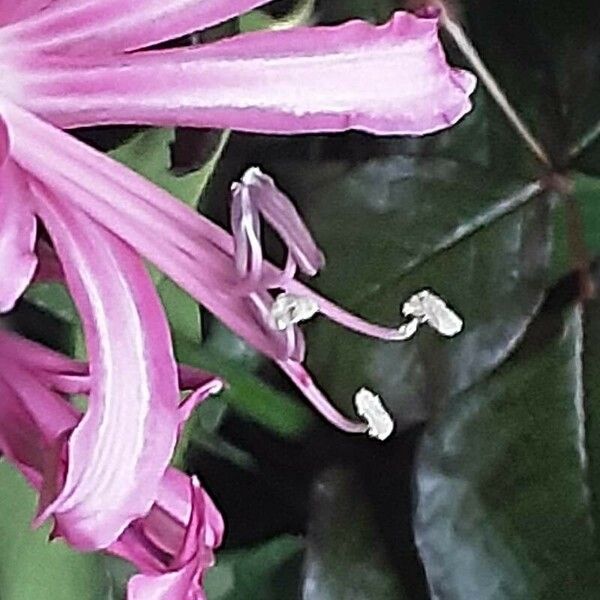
[269,293,319,331]
[236,167,325,276]
[241,166,264,187]
[278,359,368,434]
[402,289,463,337]
[353,387,394,441]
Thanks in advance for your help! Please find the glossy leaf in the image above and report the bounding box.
[302,467,408,600]
[267,153,550,428]
[414,301,600,599]
[461,0,600,169]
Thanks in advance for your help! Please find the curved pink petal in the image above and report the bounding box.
[0,0,54,26]
[0,158,38,312]
[0,332,223,600]
[0,376,47,487]
[4,101,292,360]
[20,11,476,135]
[0,330,88,393]
[127,478,222,600]
[3,0,269,54]
[232,167,324,276]
[29,187,181,551]
[128,563,205,600]
[0,354,77,488]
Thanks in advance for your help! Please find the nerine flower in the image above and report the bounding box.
[229,167,463,437]
[0,0,474,555]
[3,3,476,134]
[0,330,224,600]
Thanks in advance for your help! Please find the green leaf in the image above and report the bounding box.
[176,337,314,439]
[25,282,78,325]
[575,174,600,258]
[302,468,408,600]
[268,153,550,427]
[109,128,228,208]
[551,173,600,278]
[0,461,111,600]
[460,0,600,176]
[414,301,600,599]
[205,535,304,600]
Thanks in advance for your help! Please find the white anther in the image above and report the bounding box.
[353,387,394,441]
[269,293,319,331]
[241,166,266,186]
[402,289,463,337]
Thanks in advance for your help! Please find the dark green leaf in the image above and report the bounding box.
[551,173,600,278]
[414,301,600,599]
[268,154,550,427]
[460,0,600,170]
[584,298,600,542]
[205,535,304,600]
[302,467,408,599]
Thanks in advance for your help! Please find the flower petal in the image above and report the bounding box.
[127,478,222,600]
[232,167,324,276]
[4,0,270,54]
[29,186,181,551]
[5,101,290,360]
[0,0,54,26]
[0,333,223,599]
[0,349,77,488]
[0,158,38,312]
[21,11,476,135]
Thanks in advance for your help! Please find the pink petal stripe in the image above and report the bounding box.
[20,11,476,135]
[4,0,269,54]
[4,101,291,360]
[0,159,38,312]
[29,187,181,551]
[0,333,223,599]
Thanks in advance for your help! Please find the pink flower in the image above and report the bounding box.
[2,3,476,135]
[0,0,473,554]
[0,330,223,600]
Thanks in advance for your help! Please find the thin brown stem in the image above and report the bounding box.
[440,12,552,168]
